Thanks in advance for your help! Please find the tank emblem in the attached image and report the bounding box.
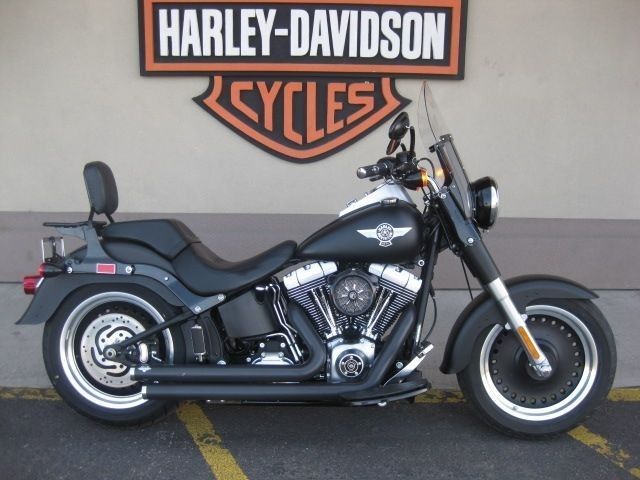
[357,223,412,247]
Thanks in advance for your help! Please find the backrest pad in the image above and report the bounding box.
[83,161,118,216]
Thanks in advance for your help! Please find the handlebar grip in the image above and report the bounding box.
[357,162,390,179]
[356,165,379,179]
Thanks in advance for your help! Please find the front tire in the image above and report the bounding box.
[43,286,184,425]
[458,299,616,438]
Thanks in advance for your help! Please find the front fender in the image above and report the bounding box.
[439,274,597,374]
[17,274,185,325]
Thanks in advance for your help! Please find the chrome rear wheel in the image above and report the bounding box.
[44,288,182,425]
[59,291,173,410]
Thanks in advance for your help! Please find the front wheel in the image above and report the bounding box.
[458,299,616,438]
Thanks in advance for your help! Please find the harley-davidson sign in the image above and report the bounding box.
[138,0,467,161]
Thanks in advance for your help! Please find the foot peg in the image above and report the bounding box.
[384,342,434,385]
[191,324,207,363]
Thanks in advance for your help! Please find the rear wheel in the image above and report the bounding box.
[458,299,616,438]
[43,287,184,425]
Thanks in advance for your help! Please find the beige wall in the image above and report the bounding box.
[1,0,639,219]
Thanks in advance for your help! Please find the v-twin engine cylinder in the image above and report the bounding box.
[283,262,422,341]
[283,261,421,382]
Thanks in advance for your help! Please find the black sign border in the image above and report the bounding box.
[137,0,468,80]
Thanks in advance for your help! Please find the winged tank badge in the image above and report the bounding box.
[357,223,412,248]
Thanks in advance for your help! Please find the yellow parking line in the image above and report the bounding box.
[414,390,465,404]
[0,388,248,479]
[608,388,640,402]
[176,402,249,480]
[568,425,640,479]
[0,387,60,401]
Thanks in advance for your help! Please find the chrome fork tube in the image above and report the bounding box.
[485,278,552,378]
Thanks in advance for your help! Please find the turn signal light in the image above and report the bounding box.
[403,168,431,190]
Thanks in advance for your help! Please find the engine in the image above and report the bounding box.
[283,262,421,383]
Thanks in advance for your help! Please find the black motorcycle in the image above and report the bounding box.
[19,82,615,437]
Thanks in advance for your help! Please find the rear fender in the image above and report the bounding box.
[439,275,597,374]
[17,274,185,325]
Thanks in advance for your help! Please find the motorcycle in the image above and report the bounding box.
[18,82,616,437]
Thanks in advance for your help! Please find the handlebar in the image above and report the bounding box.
[356,154,411,180]
[356,162,391,179]
[356,154,437,192]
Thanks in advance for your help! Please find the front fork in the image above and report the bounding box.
[436,191,552,378]
[484,278,552,378]
[463,236,553,378]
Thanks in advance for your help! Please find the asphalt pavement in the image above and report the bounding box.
[1,387,639,479]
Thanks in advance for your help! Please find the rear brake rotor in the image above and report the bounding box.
[79,313,145,388]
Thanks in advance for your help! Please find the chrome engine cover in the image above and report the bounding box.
[326,337,376,383]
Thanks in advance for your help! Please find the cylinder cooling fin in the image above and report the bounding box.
[283,261,338,290]
[283,262,422,341]
[283,262,339,337]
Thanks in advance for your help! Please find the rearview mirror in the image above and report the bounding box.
[388,112,410,140]
[386,112,410,154]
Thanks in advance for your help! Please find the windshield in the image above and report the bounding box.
[417,81,449,147]
[417,82,473,218]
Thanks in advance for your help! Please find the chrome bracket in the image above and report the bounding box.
[41,236,65,263]
[384,342,434,385]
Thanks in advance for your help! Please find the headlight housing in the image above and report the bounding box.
[470,176,499,229]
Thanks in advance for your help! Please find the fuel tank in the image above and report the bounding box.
[297,200,424,263]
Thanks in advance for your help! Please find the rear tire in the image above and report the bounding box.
[457,299,616,438]
[43,286,185,425]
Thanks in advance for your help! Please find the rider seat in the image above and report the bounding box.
[83,162,296,295]
[102,219,200,259]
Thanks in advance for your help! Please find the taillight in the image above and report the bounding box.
[24,262,61,295]
[23,275,43,295]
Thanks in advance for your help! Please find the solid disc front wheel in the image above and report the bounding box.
[458,299,616,438]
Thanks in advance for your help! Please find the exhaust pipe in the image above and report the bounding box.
[133,304,325,383]
[143,306,417,401]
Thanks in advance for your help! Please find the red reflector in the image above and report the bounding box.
[23,276,42,295]
[96,263,117,275]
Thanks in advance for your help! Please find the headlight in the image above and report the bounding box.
[470,176,499,229]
